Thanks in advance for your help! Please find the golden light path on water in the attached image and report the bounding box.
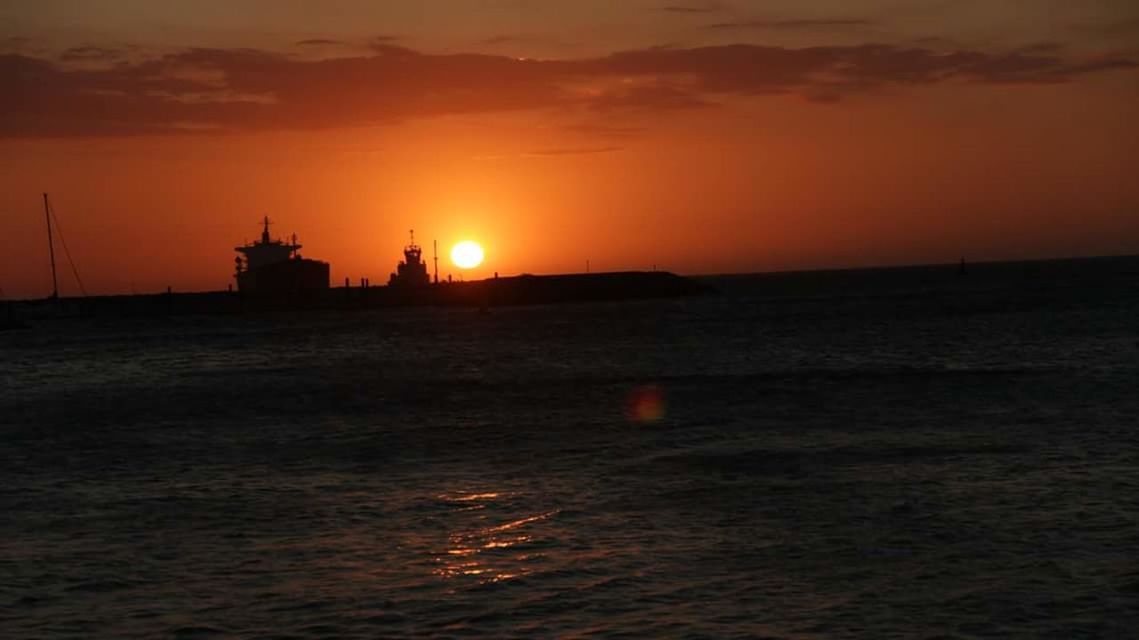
[433,491,558,584]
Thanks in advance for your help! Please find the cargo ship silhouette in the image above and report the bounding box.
[12,209,708,318]
[234,217,330,294]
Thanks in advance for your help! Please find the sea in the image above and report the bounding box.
[2,257,1138,639]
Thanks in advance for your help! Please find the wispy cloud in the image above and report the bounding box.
[705,18,872,30]
[1013,42,1064,55]
[482,35,525,45]
[526,146,624,156]
[59,45,125,61]
[295,38,346,47]
[1,42,1133,137]
[477,34,578,52]
[474,146,625,161]
[3,36,32,49]
[661,4,722,14]
[366,35,403,51]
[563,123,648,139]
[1073,17,1139,38]
[481,34,556,47]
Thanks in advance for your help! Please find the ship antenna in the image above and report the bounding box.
[43,193,59,300]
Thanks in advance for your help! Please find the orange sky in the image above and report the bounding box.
[1,1,1138,297]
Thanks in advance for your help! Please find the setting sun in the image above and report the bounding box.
[451,241,485,269]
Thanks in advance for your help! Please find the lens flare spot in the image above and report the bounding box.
[626,384,666,424]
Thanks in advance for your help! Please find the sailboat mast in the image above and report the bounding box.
[434,240,439,284]
[43,193,59,299]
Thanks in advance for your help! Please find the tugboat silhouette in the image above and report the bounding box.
[388,230,432,288]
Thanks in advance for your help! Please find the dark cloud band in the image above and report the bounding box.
[1,43,1133,137]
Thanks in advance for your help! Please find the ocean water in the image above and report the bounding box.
[2,258,1138,638]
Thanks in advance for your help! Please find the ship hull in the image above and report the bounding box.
[237,258,330,295]
[20,271,710,317]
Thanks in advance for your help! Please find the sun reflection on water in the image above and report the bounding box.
[432,491,557,584]
[446,492,502,502]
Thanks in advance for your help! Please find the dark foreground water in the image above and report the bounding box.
[3,257,1139,638]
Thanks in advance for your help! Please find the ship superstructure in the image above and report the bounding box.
[388,229,431,287]
[234,217,329,294]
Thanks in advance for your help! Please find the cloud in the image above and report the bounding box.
[478,34,579,51]
[474,146,625,161]
[60,45,124,61]
[295,39,346,47]
[705,18,872,30]
[661,4,721,14]
[1074,17,1139,38]
[481,34,563,47]
[364,36,404,52]
[1014,42,1064,55]
[587,82,715,111]
[910,35,963,49]
[1,42,1134,138]
[482,35,524,45]
[526,146,624,156]
[563,123,648,139]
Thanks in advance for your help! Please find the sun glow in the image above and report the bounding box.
[451,241,484,269]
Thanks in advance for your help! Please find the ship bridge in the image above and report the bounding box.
[233,216,329,294]
[389,229,431,287]
[235,216,301,271]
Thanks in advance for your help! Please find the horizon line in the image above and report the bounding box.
[6,251,1137,302]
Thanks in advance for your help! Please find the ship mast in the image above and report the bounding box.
[43,193,59,300]
[434,240,439,284]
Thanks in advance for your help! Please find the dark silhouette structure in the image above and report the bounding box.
[234,217,329,294]
[11,217,708,317]
[43,194,58,300]
[41,193,87,299]
[388,230,431,287]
